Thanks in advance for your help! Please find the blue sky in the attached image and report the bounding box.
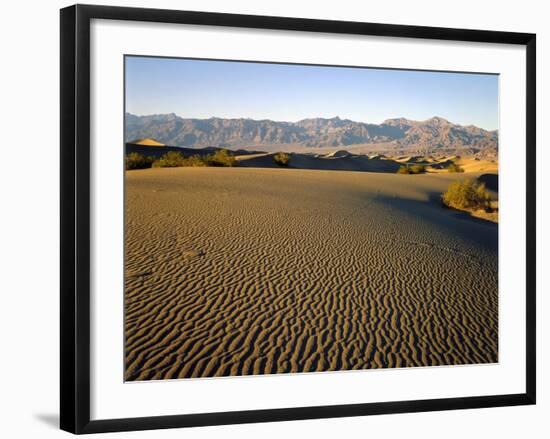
[125,56,499,130]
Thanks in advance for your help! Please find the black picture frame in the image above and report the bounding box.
[60,4,536,434]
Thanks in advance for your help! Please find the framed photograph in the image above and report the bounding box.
[60,4,536,434]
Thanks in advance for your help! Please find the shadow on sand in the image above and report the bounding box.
[239,153,403,173]
[372,191,497,253]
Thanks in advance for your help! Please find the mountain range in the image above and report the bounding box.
[125,113,498,155]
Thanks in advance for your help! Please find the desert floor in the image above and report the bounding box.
[125,167,498,381]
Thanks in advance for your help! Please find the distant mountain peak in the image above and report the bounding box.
[425,116,452,125]
[125,113,497,156]
[384,117,421,126]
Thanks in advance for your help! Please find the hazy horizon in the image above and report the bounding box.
[126,56,499,131]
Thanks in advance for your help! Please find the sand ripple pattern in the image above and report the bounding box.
[125,168,498,381]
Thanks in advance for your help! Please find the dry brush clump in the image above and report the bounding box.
[125,152,153,170]
[126,150,238,169]
[273,152,290,166]
[204,149,237,167]
[151,151,188,168]
[397,164,426,174]
[442,179,492,212]
[446,162,464,173]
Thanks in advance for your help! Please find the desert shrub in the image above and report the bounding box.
[410,164,426,174]
[183,154,207,167]
[151,149,237,168]
[397,164,426,174]
[125,152,153,170]
[442,179,491,211]
[204,149,237,167]
[446,162,464,173]
[152,151,186,168]
[273,152,290,166]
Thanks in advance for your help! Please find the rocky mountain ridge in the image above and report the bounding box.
[125,113,498,155]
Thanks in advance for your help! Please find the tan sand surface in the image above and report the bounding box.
[125,168,498,381]
[454,157,498,173]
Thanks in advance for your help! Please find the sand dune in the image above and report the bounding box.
[236,152,401,173]
[394,155,426,163]
[130,137,166,147]
[125,168,498,381]
[325,150,352,158]
[454,157,498,173]
[234,151,497,175]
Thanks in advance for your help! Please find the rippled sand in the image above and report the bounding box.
[125,167,498,381]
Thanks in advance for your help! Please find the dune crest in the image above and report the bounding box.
[130,137,165,147]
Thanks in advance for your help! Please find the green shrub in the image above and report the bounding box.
[273,152,290,166]
[152,151,186,168]
[125,152,153,170]
[184,154,207,167]
[442,179,491,211]
[397,164,426,174]
[446,162,464,173]
[151,149,237,168]
[204,149,237,167]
